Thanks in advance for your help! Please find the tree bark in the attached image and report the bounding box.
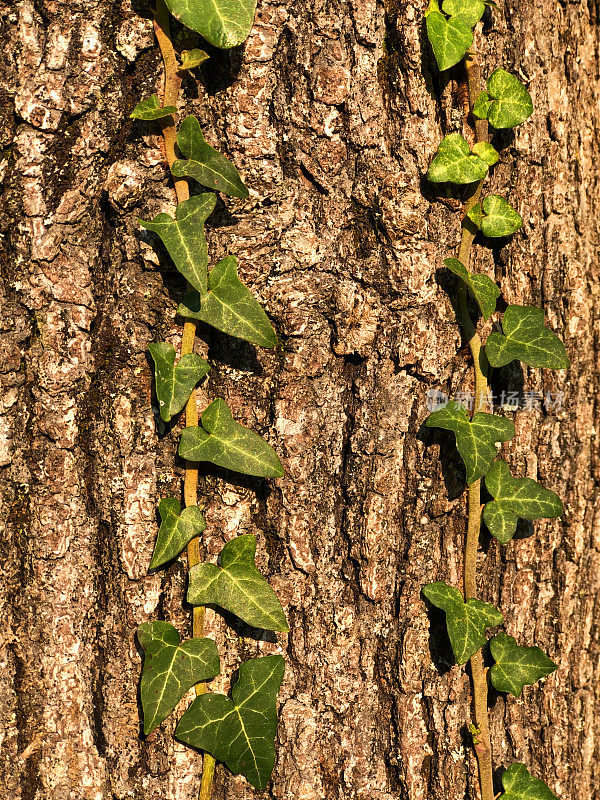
[1,0,599,798]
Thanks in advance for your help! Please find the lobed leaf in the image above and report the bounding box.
[425,7,474,72]
[499,763,559,800]
[485,305,569,369]
[138,621,220,734]
[444,257,500,321]
[426,133,489,184]
[188,534,289,631]
[175,655,284,789]
[141,194,217,294]
[471,141,499,166]
[489,632,557,697]
[422,581,503,663]
[178,255,277,347]
[163,0,257,49]
[442,0,485,24]
[151,498,206,569]
[483,458,563,543]
[473,68,533,129]
[180,49,210,70]
[468,195,523,238]
[425,400,515,484]
[131,94,177,120]
[179,398,284,477]
[148,342,210,423]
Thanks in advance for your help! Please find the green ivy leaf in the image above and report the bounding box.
[422,582,503,663]
[499,763,559,800]
[175,655,284,789]
[188,534,289,631]
[444,258,500,321]
[164,0,257,49]
[425,7,474,72]
[485,305,570,369]
[489,632,557,697]
[468,195,523,238]
[140,194,216,294]
[472,68,533,129]
[178,255,277,348]
[441,0,485,25]
[483,459,563,543]
[179,398,284,477]
[471,141,499,166]
[151,498,206,569]
[148,343,210,423]
[171,116,249,199]
[180,48,210,70]
[138,621,220,734]
[425,400,515,484]
[131,94,177,121]
[426,133,489,184]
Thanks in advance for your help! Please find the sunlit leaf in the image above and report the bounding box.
[176,655,284,789]
[489,632,557,696]
[164,0,257,49]
[468,195,523,237]
[471,141,499,166]
[425,6,474,71]
[442,0,485,25]
[444,257,500,321]
[499,763,559,800]
[426,133,489,184]
[472,68,533,129]
[180,48,210,70]
[485,305,569,369]
[151,498,206,569]
[148,342,210,423]
[131,94,177,120]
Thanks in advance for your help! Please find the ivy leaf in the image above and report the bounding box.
[425,7,474,72]
[138,621,220,735]
[483,459,563,543]
[131,94,178,120]
[180,49,210,70]
[164,0,257,49]
[148,343,210,423]
[499,763,559,800]
[444,258,500,321]
[140,194,216,294]
[178,255,277,348]
[441,0,485,25]
[425,400,515,484]
[422,582,503,663]
[175,655,284,789]
[468,195,523,238]
[171,116,249,199]
[188,534,289,631]
[471,141,499,166]
[426,133,489,184]
[179,398,284,477]
[472,68,533,129]
[485,305,570,369]
[489,632,557,697]
[151,498,206,569]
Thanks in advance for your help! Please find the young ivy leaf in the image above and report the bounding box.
[444,258,500,321]
[441,0,485,25]
[175,655,284,790]
[485,305,570,369]
[179,49,209,70]
[188,534,289,631]
[148,343,210,423]
[489,632,557,697]
[473,68,533,129]
[471,141,499,166]
[483,458,563,544]
[137,621,220,735]
[150,498,206,569]
[422,582,503,664]
[468,195,523,238]
[131,94,177,120]
[140,194,217,294]
[178,255,277,348]
[179,398,284,478]
[425,3,474,72]
[425,400,515,484]
[426,133,489,184]
[171,116,249,199]
[164,0,257,49]
[499,763,559,800]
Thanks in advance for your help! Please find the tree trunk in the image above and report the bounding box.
[1,0,599,798]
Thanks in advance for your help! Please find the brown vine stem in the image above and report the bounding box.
[153,2,216,797]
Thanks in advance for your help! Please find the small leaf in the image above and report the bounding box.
[422,582,503,663]
[441,0,485,25]
[444,258,500,321]
[171,116,249,199]
[131,94,177,120]
[483,459,563,543]
[138,621,220,734]
[175,655,284,789]
[188,534,289,631]
[499,763,559,800]
[425,400,515,484]
[425,8,474,72]
[178,255,277,347]
[468,195,523,237]
[164,0,257,48]
[472,68,533,129]
[148,342,210,423]
[471,141,499,166]
[489,632,557,697]
[151,498,206,569]
[426,133,489,184]
[485,305,569,369]
[179,398,284,477]
[140,194,217,294]
[180,48,210,70]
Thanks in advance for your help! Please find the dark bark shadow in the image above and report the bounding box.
[418,421,466,502]
[421,594,455,675]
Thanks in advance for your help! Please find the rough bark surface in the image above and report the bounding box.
[1,0,599,799]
